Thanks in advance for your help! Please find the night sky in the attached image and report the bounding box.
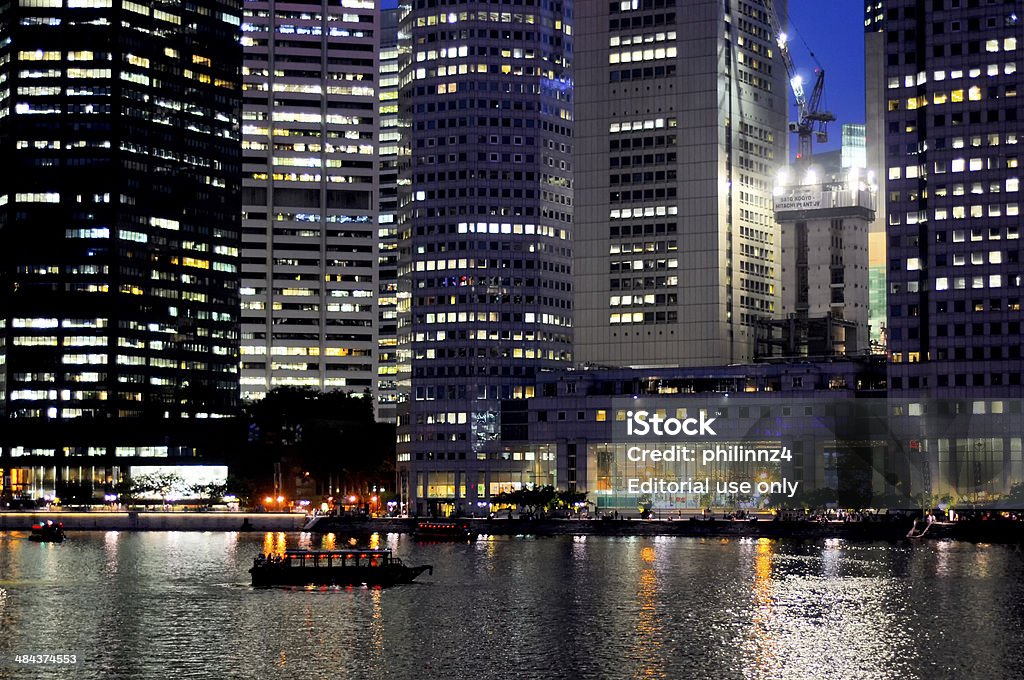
[380,0,868,153]
[787,0,867,152]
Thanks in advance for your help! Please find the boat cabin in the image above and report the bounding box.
[253,549,398,569]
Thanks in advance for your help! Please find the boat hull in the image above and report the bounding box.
[28,535,65,543]
[250,564,432,587]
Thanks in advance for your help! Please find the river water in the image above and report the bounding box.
[0,531,1022,679]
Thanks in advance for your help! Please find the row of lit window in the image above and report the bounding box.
[934,201,1020,220]
[420,310,570,326]
[892,83,1018,110]
[609,258,679,271]
[249,172,371,184]
[416,257,543,273]
[609,293,679,307]
[269,157,375,169]
[609,205,679,220]
[17,50,106,62]
[608,241,677,254]
[414,12,540,28]
[262,112,369,125]
[242,24,370,38]
[933,275,1021,290]
[610,30,676,48]
[889,157,1018,180]
[12,335,112,347]
[10,318,108,330]
[410,329,546,344]
[609,311,679,325]
[609,46,677,65]
[454,221,568,239]
[608,117,677,134]
[887,60,1017,90]
[243,83,374,98]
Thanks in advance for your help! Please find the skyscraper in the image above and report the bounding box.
[239,0,379,401]
[573,0,787,368]
[375,4,403,423]
[771,169,874,357]
[395,1,574,515]
[0,0,242,500]
[871,0,1022,394]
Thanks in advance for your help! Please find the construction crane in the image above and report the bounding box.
[762,0,835,165]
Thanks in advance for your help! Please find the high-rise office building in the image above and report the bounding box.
[573,0,787,368]
[239,0,379,401]
[872,0,1022,394]
[865,6,890,349]
[395,0,575,515]
[375,5,403,423]
[0,0,243,500]
[772,171,874,356]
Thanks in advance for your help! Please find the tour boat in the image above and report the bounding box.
[414,521,476,541]
[250,549,432,587]
[28,520,65,543]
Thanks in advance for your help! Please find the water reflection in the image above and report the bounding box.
[262,531,287,557]
[628,545,665,680]
[0,533,1021,680]
[103,530,119,574]
[369,587,385,666]
[746,538,777,678]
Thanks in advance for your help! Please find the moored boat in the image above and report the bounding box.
[415,521,476,541]
[28,520,65,543]
[250,549,432,587]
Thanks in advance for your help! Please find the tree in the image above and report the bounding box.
[495,485,556,518]
[189,482,229,506]
[130,472,185,503]
[555,488,588,509]
[235,387,395,505]
[1007,482,1024,507]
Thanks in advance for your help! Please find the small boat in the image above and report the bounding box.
[249,549,432,587]
[415,521,476,541]
[28,520,65,543]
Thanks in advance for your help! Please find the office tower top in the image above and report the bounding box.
[842,123,868,171]
[239,0,380,402]
[0,0,242,495]
[873,0,1023,394]
[574,0,787,368]
[396,0,574,515]
[769,168,875,358]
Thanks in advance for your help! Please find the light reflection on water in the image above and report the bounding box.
[0,532,1021,680]
[629,545,664,680]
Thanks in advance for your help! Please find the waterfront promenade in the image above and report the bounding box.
[0,510,305,531]
[307,514,1024,543]
[2,510,1021,543]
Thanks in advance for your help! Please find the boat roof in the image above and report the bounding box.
[278,549,392,557]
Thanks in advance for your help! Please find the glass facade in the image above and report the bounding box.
[0,0,243,499]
